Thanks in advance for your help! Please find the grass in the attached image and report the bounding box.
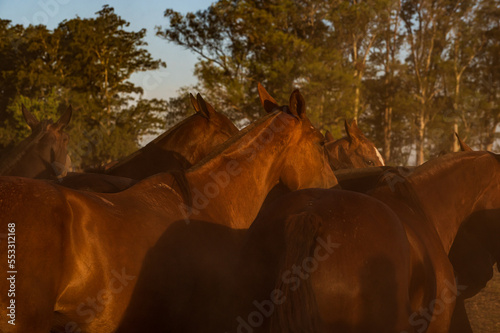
[465,264,500,332]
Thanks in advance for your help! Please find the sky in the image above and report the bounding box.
[0,0,215,100]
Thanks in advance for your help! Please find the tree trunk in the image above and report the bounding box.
[416,108,425,165]
[453,122,460,152]
[354,85,360,121]
[383,106,392,162]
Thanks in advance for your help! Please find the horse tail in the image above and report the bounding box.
[270,212,325,333]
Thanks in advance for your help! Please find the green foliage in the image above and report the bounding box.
[0,6,167,169]
[159,0,500,165]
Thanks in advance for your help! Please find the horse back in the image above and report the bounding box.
[307,190,413,332]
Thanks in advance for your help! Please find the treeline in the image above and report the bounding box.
[1,2,499,168]
[0,6,168,169]
[160,0,500,165]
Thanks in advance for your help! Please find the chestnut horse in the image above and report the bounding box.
[57,94,237,192]
[104,93,238,179]
[0,105,72,179]
[232,151,500,333]
[446,135,498,333]
[0,89,336,333]
[324,120,385,169]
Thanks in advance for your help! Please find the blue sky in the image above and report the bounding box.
[0,0,215,99]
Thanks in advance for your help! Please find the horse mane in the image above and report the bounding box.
[188,111,281,172]
[167,169,192,208]
[0,120,53,175]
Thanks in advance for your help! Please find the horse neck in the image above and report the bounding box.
[185,113,293,229]
[108,115,201,172]
[390,152,498,254]
[17,151,53,178]
[154,114,210,165]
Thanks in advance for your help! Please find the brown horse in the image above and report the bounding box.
[231,151,500,333]
[57,94,237,193]
[325,120,385,169]
[106,93,238,179]
[311,141,498,333]
[0,105,72,179]
[446,135,498,333]
[0,89,336,332]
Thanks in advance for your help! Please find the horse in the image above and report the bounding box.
[324,120,385,169]
[0,105,72,179]
[56,94,238,193]
[0,89,336,333]
[230,151,500,333]
[103,93,239,180]
[310,138,498,333]
[445,134,499,333]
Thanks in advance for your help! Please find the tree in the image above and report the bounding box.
[0,6,168,169]
[400,0,466,164]
[158,0,349,135]
[469,0,500,151]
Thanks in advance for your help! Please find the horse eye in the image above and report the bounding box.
[367,160,374,166]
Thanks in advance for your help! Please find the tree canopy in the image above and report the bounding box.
[158,0,500,165]
[1,2,498,167]
[0,6,167,169]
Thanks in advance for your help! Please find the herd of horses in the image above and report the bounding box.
[0,84,497,332]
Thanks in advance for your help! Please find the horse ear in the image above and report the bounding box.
[325,130,334,142]
[455,132,473,151]
[190,93,201,113]
[56,105,72,129]
[22,104,39,129]
[257,82,279,114]
[345,120,361,143]
[288,89,306,119]
[196,93,212,119]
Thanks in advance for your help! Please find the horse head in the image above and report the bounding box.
[325,120,385,170]
[154,94,239,166]
[257,83,337,190]
[0,105,72,179]
[34,105,72,178]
